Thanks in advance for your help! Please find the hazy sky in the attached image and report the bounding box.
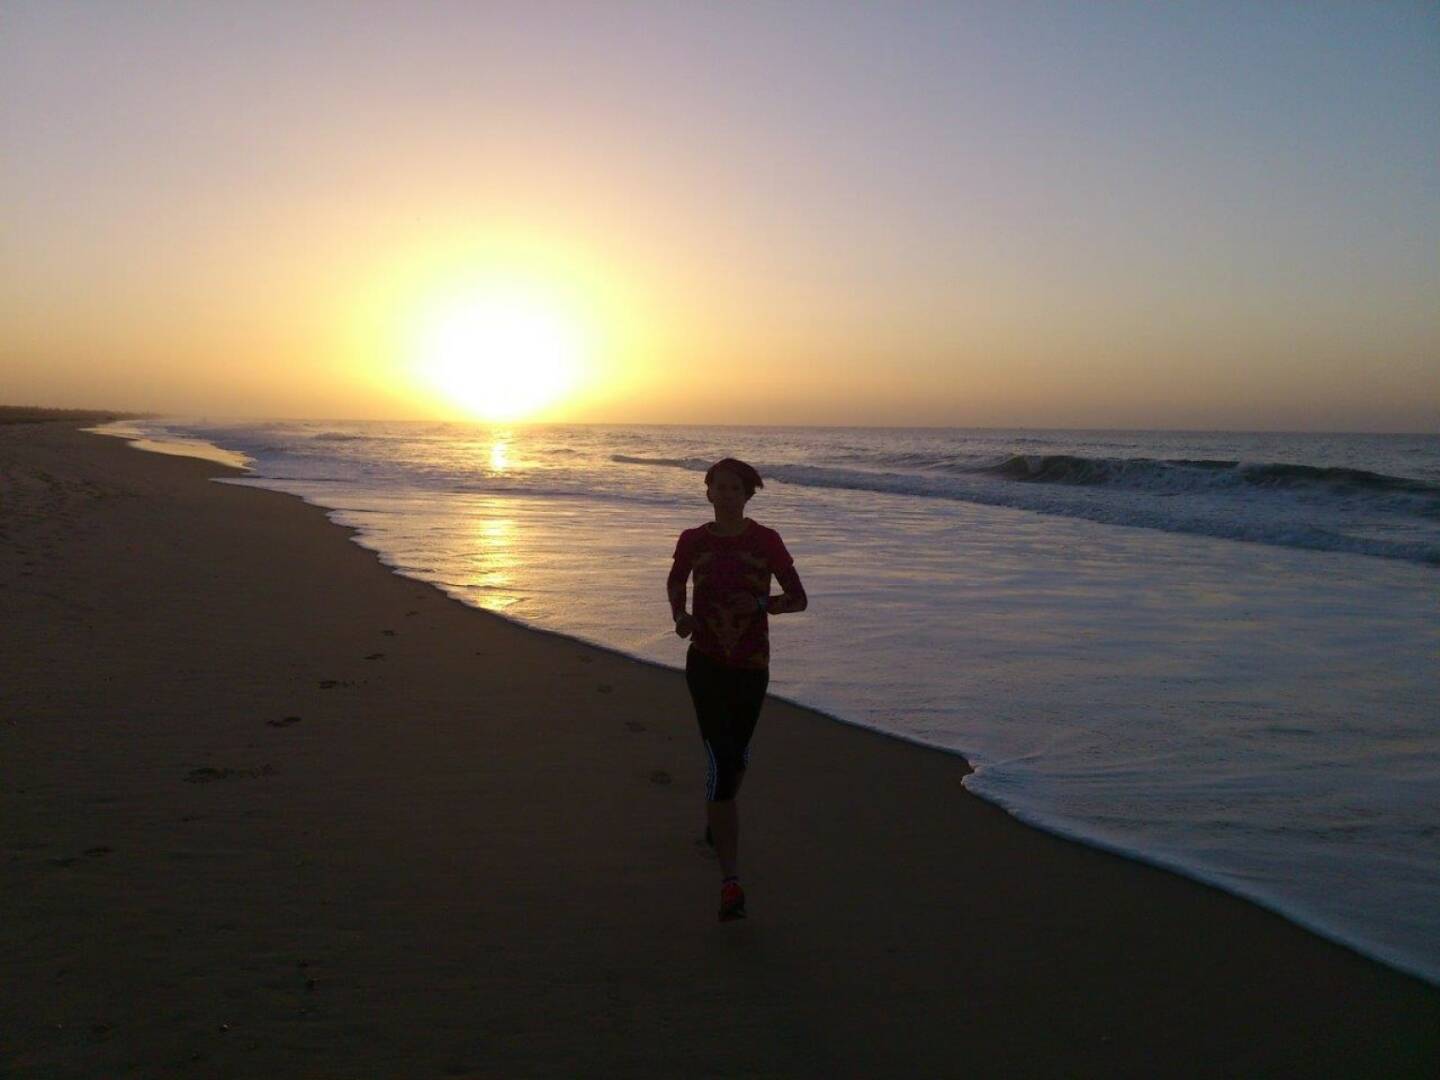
[3,1,1436,430]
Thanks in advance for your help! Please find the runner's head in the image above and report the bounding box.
[705,457,763,510]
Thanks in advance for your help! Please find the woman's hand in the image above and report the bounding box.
[674,612,697,638]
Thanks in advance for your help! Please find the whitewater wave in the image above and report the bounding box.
[612,452,1440,564]
[980,453,1440,497]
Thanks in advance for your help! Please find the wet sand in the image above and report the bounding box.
[2,418,1437,1078]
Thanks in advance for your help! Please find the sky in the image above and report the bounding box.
[2,1,1436,431]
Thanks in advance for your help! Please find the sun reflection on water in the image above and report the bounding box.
[464,512,521,612]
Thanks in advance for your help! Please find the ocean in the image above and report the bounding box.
[90,418,1440,986]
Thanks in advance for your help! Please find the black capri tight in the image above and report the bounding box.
[684,645,769,802]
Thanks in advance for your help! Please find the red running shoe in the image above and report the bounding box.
[718,879,746,921]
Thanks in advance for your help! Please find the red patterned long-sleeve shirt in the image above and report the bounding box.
[667,518,805,670]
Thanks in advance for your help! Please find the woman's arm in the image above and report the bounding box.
[765,564,807,615]
[666,531,695,622]
[666,558,690,621]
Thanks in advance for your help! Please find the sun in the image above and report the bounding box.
[411,284,587,422]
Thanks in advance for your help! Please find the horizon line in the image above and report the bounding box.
[52,408,1439,439]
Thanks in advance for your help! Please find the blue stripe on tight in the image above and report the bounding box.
[704,739,718,801]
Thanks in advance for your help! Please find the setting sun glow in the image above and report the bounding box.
[410,286,588,422]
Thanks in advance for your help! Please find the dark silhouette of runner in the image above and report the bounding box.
[667,457,808,920]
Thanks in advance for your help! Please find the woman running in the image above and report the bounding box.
[666,457,808,921]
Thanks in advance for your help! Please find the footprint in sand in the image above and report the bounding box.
[267,716,302,727]
[363,652,385,660]
[625,721,647,732]
[185,765,276,783]
[649,770,672,785]
[405,610,419,616]
[83,846,112,857]
[381,629,396,637]
[578,656,594,664]
[318,680,354,689]
[597,684,614,694]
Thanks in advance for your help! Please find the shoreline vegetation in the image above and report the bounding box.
[1,416,1435,1076]
[0,405,152,424]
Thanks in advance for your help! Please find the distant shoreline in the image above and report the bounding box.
[8,405,1433,437]
[0,405,150,425]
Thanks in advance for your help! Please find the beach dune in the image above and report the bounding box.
[2,419,1436,1077]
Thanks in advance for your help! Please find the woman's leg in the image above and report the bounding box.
[707,666,767,880]
[688,651,768,883]
[688,649,740,877]
[706,796,740,880]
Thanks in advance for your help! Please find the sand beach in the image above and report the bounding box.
[2,417,1437,1078]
